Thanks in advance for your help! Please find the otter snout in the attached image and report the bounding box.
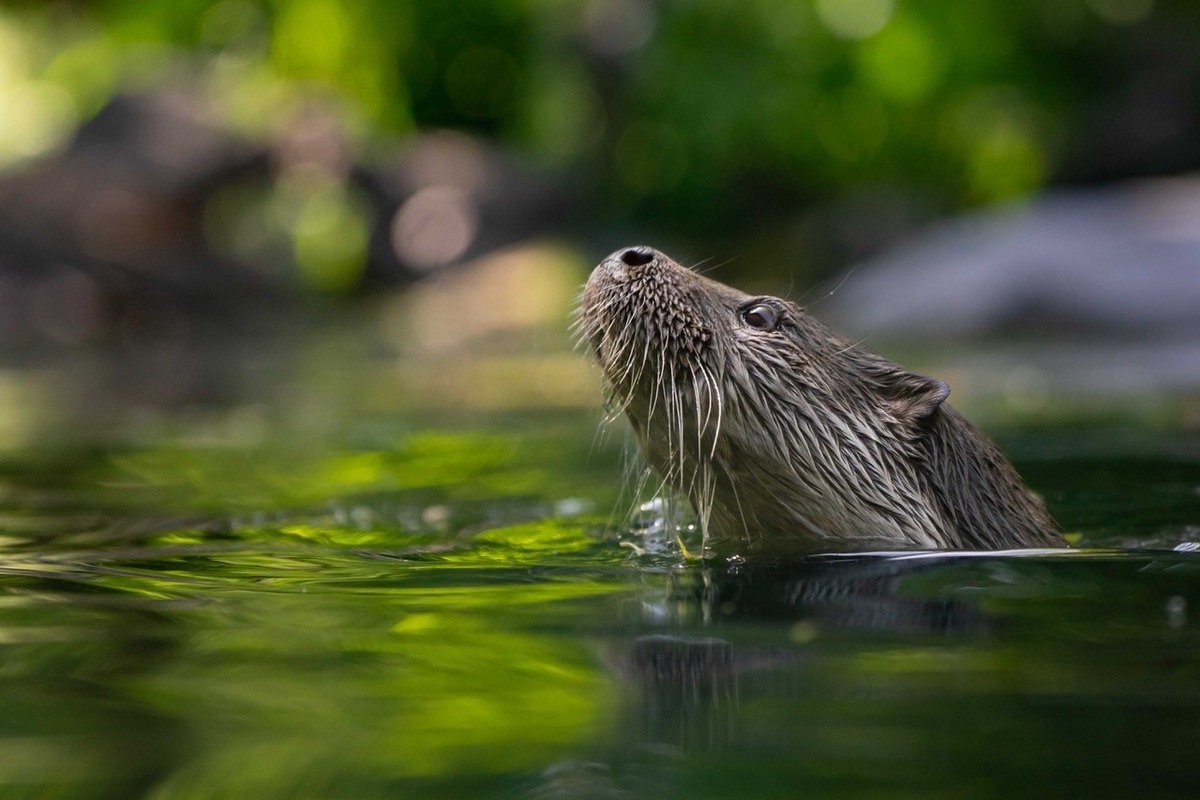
[581,244,715,384]
[617,246,657,266]
[589,245,667,287]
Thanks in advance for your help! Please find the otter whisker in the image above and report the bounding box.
[799,264,859,309]
[832,337,870,357]
[687,255,737,277]
[696,361,724,461]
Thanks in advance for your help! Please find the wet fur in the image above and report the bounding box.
[577,247,1065,556]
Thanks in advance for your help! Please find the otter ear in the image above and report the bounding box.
[879,371,949,424]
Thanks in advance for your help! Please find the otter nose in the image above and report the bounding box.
[619,246,657,267]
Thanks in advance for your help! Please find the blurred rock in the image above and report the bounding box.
[826,177,1200,340]
[0,91,268,347]
[0,90,567,348]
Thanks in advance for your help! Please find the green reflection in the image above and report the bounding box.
[0,400,1197,797]
[105,430,545,515]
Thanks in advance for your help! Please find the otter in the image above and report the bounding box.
[578,245,1066,557]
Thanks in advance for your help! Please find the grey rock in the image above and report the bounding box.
[827,178,1200,340]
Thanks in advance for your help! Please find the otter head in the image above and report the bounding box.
[579,246,965,557]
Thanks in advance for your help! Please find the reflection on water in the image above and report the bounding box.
[0,316,1197,798]
[2,449,1197,798]
[589,550,1200,798]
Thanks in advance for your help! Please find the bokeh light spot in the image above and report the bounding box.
[390,185,478,272]
[859,17,944,104]
[291,181,371,293]
[524,66,606,164]
[581,0,656,57]
[273,0,351,79]
[1086,0,1155,25]
[967,123,1046,202]
[816,0,895,40]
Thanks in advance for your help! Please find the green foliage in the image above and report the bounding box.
[2,0,1194,239]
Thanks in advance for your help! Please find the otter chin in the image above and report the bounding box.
[579,245,1067,557]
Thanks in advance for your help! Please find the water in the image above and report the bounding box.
[0,319,1198,799]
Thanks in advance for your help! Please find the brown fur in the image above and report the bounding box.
[578,246,1066,556]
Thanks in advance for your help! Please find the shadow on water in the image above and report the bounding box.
[562,549,1200,799]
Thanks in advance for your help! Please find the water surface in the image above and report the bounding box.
[0,321,1197,799]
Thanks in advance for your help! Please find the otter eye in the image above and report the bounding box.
[741,303,779,331]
